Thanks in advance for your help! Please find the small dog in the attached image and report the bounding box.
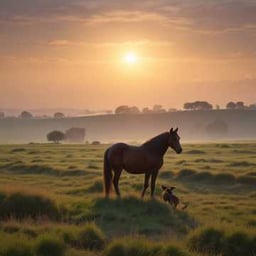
[161,185,187,210]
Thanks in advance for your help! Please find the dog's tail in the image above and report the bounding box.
[180,202,188,210]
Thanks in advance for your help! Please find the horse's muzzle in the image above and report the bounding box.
[177,148,182,154]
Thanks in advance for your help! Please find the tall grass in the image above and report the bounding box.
[0,189,59,220]
[34,234,66,256]
[187,226,256,256]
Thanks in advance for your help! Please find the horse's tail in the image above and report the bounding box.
[103,149,112,197]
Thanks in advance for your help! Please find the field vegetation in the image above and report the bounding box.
[0,142,255,255]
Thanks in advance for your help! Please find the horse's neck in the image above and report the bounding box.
[142,132,169,156]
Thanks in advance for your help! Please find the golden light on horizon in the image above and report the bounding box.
[123,52,139,65]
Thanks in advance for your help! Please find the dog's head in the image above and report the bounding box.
[161,185,176,194]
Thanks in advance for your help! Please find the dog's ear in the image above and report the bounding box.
[161,185,167,191]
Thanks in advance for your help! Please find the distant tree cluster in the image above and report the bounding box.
[115,104,175,115]
[226,101,256,110]
[115,105,140,114]
[47,127,86,143]
[65,128,85,142]
[0,112,4,118]
[54,112,65,118]
[184,101,213,111]
[20,111,33,119]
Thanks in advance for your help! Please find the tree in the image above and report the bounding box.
[142,107,152,114]
[65,127,85,143]
[115,105,130,114]
[152,104,166,113]
[236,101,245,109]
[115,105,140,114]
[0,112,4,118]
[54,112,65,118]
[20,111,33,119]
[47,130,65,143]
[183,101,213,110]
[226,101,236,109]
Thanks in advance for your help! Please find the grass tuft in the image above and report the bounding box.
[0,190,59,220]
[34,234,66,256]
[76,223,105,250]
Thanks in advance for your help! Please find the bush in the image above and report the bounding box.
[34,235,66,256]
[164,245,189,256]
[76,223,105,250]
[0,190,59,220]
[187,227,224,255]
[222,232,252,256]
[104,238,189,256]
[0,234,33,256]
[104,238,153,256]
[0,241,32,256]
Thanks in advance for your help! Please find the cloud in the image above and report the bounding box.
[1,0,255,33]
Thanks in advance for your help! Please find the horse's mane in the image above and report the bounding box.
[141,132,169,156]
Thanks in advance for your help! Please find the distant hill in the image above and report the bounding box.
[0,110,256,143]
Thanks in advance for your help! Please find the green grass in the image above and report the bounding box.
[0,142,256,255]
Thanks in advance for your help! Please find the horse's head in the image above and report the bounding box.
[169,128,182,154]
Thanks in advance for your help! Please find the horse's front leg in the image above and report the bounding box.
[150,169,159,198]
[141,172,150,198]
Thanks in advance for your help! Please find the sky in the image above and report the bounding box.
[0,0,256,110]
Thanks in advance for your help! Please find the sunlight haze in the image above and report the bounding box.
[1,0,256,110]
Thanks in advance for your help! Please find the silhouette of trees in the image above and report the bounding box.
[20,111,33,119]
[54,112,65,118]
[65,127,85,143]
[47,130,65,143]
[184,101,213,110]
[0,112,4,118]
[152,104,166,113]
[115,105,140,114]
[226,101,245,109]
[248,104,256,110]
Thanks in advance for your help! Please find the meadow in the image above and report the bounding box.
[0,142,255,255]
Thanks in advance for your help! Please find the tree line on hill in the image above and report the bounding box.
[114,101,256,114]
[1,101,256,119]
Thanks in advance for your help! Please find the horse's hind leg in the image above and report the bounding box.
[150,169,159,198]
[113,168,122,197]
[141,172,150,198]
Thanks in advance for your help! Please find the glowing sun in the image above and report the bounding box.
[124,52,138,64]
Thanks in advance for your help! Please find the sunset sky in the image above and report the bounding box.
[1,0,256,110]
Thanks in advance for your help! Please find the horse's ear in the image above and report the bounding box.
[174,128,178,133]
[170,128,173,133]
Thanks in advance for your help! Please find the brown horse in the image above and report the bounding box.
[103,128,182,197]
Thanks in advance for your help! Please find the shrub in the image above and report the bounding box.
[187,227,224,255]
[0,234,33,256]
[0,190,59,220]
[34,235,66,256]
[164,245,189,256]
[104,238,152,256]
[76,223,105,250]
[104,238,189,256]
[222,232,252,256]
[0,243,32,256]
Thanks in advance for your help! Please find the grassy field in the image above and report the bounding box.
[0,142,255,255]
